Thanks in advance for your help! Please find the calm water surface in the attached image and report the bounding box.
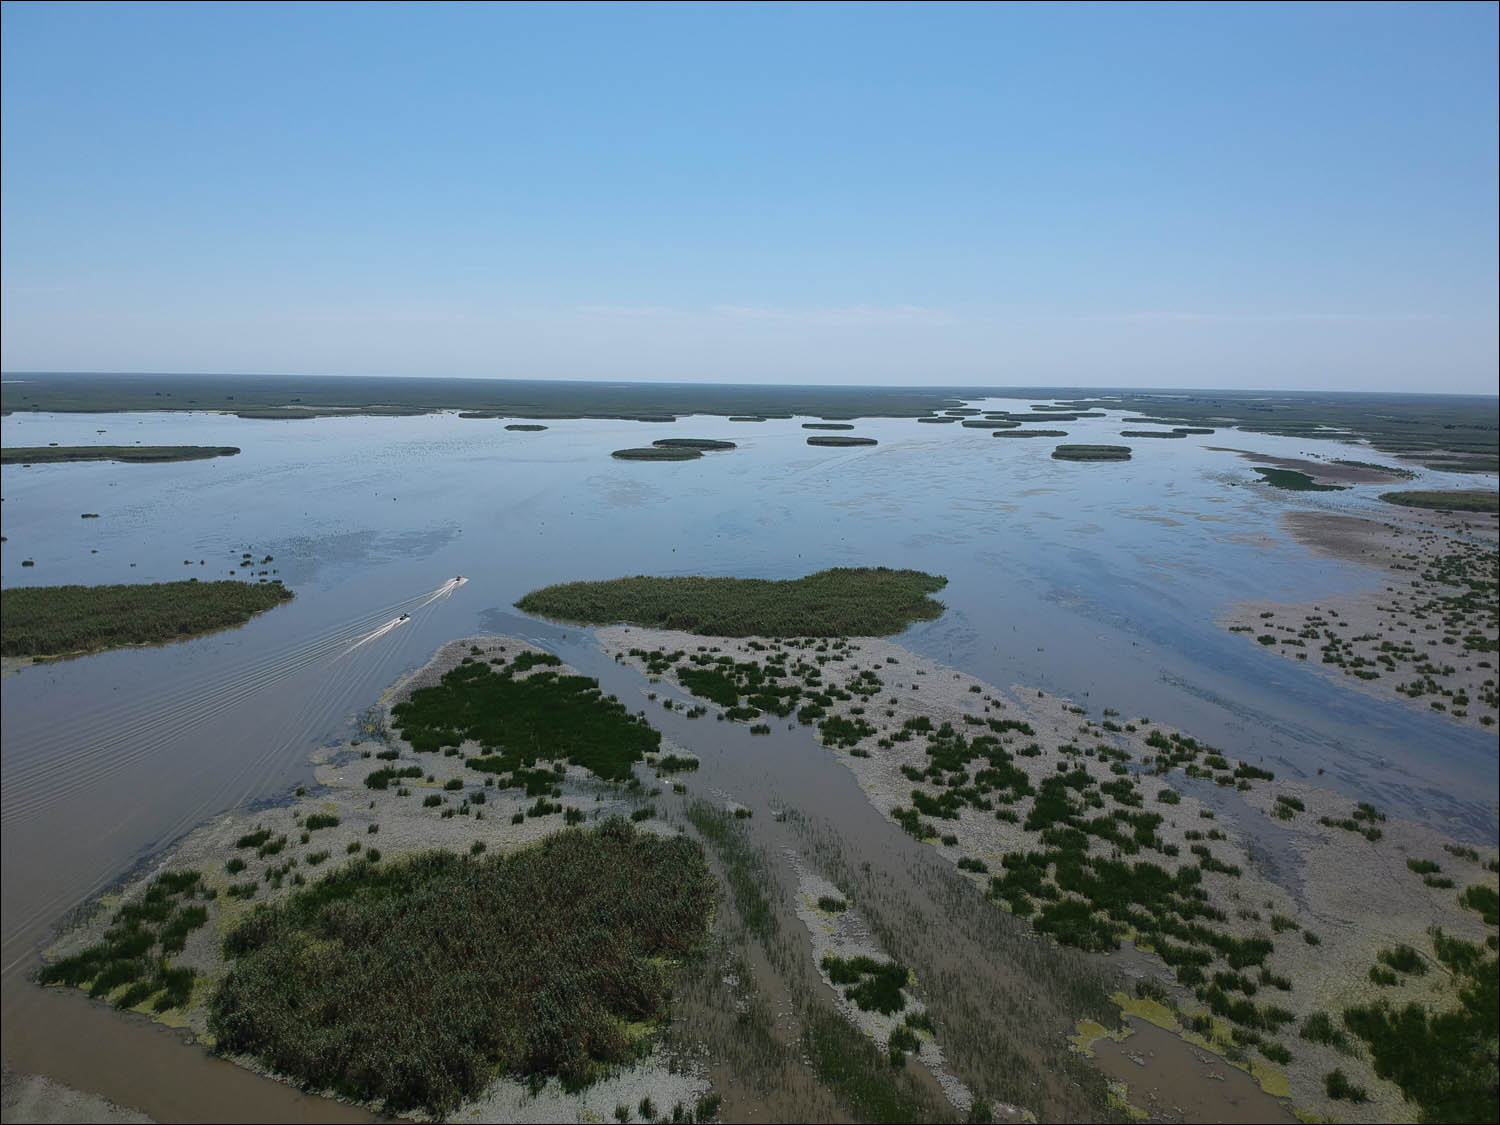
[2,401,1495,1116]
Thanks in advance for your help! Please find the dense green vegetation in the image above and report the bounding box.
[1379,490,1498,514]
[992,429,1068,438]
[38,870,206,1012]
[821,955,911,1015]
[1,580,293,657]
[1119,430,1185,438]
[807,436,878,447]
[208,820,714,1116]
[1051,445,1131,461]
[505,423,548,431]
[517,567,947,636]
[1,445,240,464]
[803,423,855,431]
[652,438,737,450]
[1341,926,1497,1123]
[391,653,659,782]
[611,446,701,460]
[960,419,1019,429]
[1251,467,1345,492]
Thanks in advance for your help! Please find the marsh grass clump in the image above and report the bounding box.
[806,435,878,447]
[2,580,293,658]
[652,438,737,451]
[1,445,239,465]
[1051,445,1131,462]
[393,659,660,783]
[39,871,206,1011]
[1250,467,1345,492]
[821,954,910,1015]
[612,447,702,461]
[518,568,946,637]
[209,819,713,1116]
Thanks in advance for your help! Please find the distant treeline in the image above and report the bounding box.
[517,567,948,636]
[1,373,970,420]
[1,445,240,464]
[2,580,293,657]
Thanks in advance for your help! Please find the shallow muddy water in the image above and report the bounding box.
[2,401,1495,1119]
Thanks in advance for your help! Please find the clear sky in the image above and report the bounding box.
[2,1,1496,392]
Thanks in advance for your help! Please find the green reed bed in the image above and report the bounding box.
[209,820,713,1116]
[392,655,659,782]
[518,567,946,637]
[1,580,293,657]
[1,445,239,464]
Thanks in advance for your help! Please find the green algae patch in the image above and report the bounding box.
[1106,1080,1148,1120]
[1111,990,1178,1032]
[1069,1018,1128,1057]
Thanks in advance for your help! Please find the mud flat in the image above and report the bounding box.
[32,637,713,1124]
[1221,511,1500,730]
[601,626,1499,1124]
[1207,447,1417,487]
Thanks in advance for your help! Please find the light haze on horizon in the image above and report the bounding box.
[2,2,1496,394]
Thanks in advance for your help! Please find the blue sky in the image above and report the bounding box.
[2,1,1496,391]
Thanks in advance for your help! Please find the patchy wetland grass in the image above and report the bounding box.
[1,580,293,658]
[807,435,879,447]
[991,429,1069,438]
[517,567,947,637]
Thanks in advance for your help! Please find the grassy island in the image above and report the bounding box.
[505,423,548,431]
[803,423,855,430]
[1119,430,1186,438]
[517,567,947,636]
[1,445,240,465]
[652,438,736,451]
[611,446,701,461]
[1052,445,1132,462]
[209,820,713,1116]
[992,429,1068,438]
[2,580,293,658]
[1379,490,1498,513]
[916,416,959,423]
[807,435,878,447]
[961,419,1020,429]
